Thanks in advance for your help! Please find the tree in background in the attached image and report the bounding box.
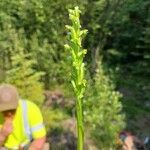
[0,0,86,88]
[0,0,149,88]
[5,29,44,104]
[83,0,123,74]
[85,60,125,149]
[104,0,150,66]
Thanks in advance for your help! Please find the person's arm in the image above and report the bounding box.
[0,130,7,147]
[28,136,46,150]
[0,119,13,147]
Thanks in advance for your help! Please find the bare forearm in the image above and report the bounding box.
[28,137,46,150]
[0,119,13,147]
[0,131,7,147]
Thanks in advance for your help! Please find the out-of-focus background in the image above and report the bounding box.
[0,0,149,149]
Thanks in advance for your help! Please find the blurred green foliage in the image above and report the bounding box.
[0,0,86,87]
[84,60,125,149]
[42,108,68,132]
[0,0,149,148]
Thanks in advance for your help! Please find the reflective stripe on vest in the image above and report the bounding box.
[31,123,44,132]
[22,100,44,140]
[22,100,32,140]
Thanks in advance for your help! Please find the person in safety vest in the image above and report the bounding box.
[0,84,46,150]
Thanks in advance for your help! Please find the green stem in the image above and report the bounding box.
[76,98,83,150]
